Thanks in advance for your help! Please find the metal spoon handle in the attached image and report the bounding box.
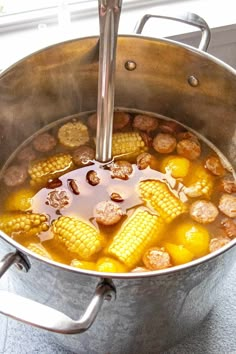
[96,0,122,162]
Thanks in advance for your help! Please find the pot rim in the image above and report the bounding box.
[1,34,236,279]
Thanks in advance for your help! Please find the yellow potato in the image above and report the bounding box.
[160,155,190,178]
[164,242,194,265]
[5,188,35,211]
[96,257,127,273]
[172,221,210,258]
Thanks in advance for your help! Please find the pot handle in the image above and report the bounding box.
[134,12,211,51]
[0,252,116,334]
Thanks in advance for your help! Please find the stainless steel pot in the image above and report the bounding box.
[0,10,236,354]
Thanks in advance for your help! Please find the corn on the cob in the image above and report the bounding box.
[27,243,52,260]
[51,216,103,259]
[139,180,187,223]
[28,153,73,187]
[5,188,35,212]
[108,208,164,268]
[0,213,49,237]
[112,132,147,157]
[58,121,89,148]
[184,164,214,198]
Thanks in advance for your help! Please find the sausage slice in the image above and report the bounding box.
[110,160,133,180]
[3,165,28,187]
[72,145,95,166]
[177,139,201,160]
[204,155,226,177]
[189,200,219,224]
[218,194,236,218]
[209,237,230,253]
[33,133,57,153]
[94,201,123,226]
[133,114,158,133]
[142,247,171,270]
[17,146,36,163]
[153,133,176,154]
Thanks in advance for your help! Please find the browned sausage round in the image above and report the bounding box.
[219,179,236,194]
[72,145,95,166]
[209,237,230,253]
[221,218,236,238]
[110,160,133,180]
[94,201,123,226]
[142,247,172,270]
[136,152,153,170]
[177,139,201,160]
[177,131,198,141]
[153,133,176,154]
[189,200,219,224]
[113,112,131,130]
[88,112,131,131]
[3,165,28,187]
[219,194,236,218]
[88,113,97,130]
[17,146,36,163]
[132,114,158,133]
[159,120,183,135]
[33,133,57,152]
[204,155,226,176]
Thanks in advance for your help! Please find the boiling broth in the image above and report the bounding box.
[0,110,235,273]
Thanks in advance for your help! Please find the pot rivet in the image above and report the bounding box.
[188,75,199,87]
[125,61,137,71]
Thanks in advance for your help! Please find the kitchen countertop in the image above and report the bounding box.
[0,262,236,354]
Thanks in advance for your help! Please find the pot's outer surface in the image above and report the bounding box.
[1,238,236,353]
[0,35,236,353]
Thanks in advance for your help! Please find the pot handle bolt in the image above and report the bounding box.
[134,12,211,52]
[0,252,30,277]
[0,252,116,334]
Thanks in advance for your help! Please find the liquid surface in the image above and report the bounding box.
[0,109,235,273]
